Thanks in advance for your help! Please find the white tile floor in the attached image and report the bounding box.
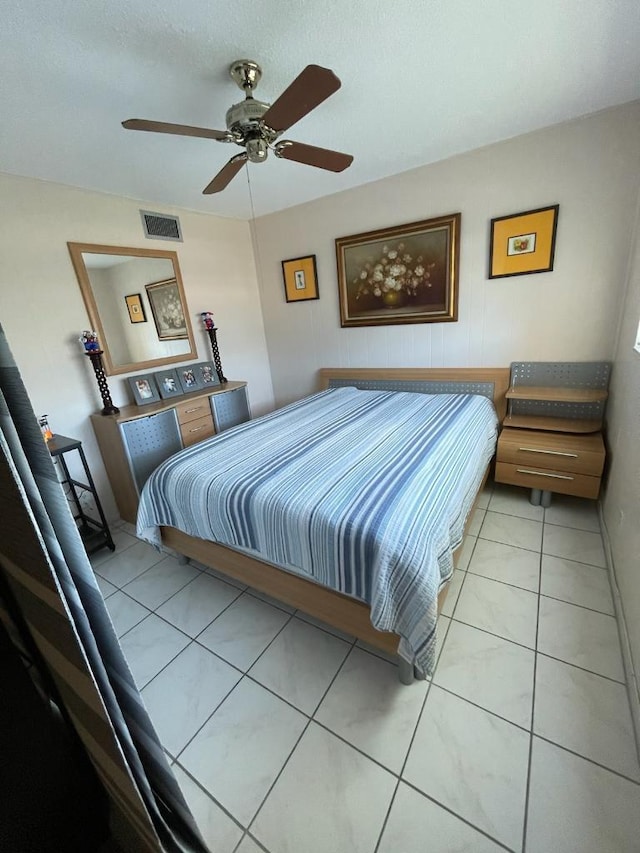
[93,483,640,853]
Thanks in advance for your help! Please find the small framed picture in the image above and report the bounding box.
[155,368,183,399]
[178,365,203,393]
[124,293,147,324]
[489,205,559,278]
[193,361,220,388]
[281,255,319,302]
[128,373,161,406]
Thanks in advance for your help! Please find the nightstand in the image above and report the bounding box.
[494,362,610,507]
[496,428,606,502]
[48,434,115,555]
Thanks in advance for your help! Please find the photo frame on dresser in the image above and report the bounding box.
[155,368,183,399]
[128,373,161,406]
[193,361,220,388]
[177,365,204,393]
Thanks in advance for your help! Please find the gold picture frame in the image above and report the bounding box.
[124,293,146,324]
[489,205,559,279]
[335,214,461,327]
[282,255,319,302]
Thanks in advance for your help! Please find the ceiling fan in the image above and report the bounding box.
[122,60,354,194]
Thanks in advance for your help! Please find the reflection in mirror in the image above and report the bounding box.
[68,244,197,376]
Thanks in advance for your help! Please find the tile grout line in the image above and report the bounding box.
[521,529,543,853]
[371,777,401,853]
[485,501,601,533]
[370,634,516,853]
[534,648,626,686]
[399,779,518,853]
[173,760,246,840]
[449,615,626,685]
[92,538,177,583]
[371,525,481,853]
[173,610,298,762]
[124,586,300,734]
[117,558,203,610]
[117,612,197,690]
[429,682,532,735]
[371,644,440,853]
[465,567,539,595]
[153,566,243,613]
[464,567,615,616]
[530,732,640,787]
[244,639,358,844]
[536,591,615,618]
[233,832,270,853]
[598,503,640,767]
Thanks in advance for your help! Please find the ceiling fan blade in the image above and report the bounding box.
[122,119,229,141]
[262,65,341,132]
[203,153,248,194]
[275,141,353,173]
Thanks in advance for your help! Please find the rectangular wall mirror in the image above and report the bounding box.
[68,243,197,376]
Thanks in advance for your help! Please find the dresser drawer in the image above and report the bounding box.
[495,461,601,499]
[180,414,215,447]
[176,399,211,425]
[497,429,605,477]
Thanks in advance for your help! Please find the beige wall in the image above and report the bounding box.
[603,206,640,707]
[0,173,274,521]
[253,102,640,406]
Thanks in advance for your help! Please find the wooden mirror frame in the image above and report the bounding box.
[68,242,197,376]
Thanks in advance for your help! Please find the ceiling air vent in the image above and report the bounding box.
[140,210,183,242]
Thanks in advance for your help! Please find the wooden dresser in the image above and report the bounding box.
[494,363,609,506]
[91,381,249,524]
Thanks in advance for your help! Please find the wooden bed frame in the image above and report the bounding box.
[161,367,510,680]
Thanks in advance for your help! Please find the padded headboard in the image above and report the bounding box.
[318,367,510,424]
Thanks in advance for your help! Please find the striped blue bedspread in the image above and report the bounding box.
[137,387,498,674]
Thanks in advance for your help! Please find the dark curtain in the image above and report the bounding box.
[0,323,209,853]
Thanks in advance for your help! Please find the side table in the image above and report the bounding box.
[48,434,115,556]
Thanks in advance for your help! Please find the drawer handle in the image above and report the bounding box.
[184,407,202,414]
[516,468,574,481]
[518,447,578,458]
[188,425,206,433]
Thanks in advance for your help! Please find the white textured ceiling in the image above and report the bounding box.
[2,0,639,220]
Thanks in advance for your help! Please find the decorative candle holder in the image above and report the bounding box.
[79,332,119,415]
[200,313,227,384]
[85,350,120,415]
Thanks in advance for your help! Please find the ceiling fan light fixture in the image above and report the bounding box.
[246,137,268,163]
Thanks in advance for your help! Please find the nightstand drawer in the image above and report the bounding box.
[180,414,215,447]
[176,399,211,425]
[495,461,601,499]
[497,429,605,477]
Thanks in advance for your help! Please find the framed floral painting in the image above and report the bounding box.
[145,278,188,340]
[335,213,460,327]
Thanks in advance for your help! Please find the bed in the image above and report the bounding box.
[137,368,509,681]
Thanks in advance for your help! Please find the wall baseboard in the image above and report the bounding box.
[599,504,640,760]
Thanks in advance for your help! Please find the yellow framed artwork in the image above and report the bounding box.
[489,205,559,279]
[124,293,147,323]
[281,255,319,302]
